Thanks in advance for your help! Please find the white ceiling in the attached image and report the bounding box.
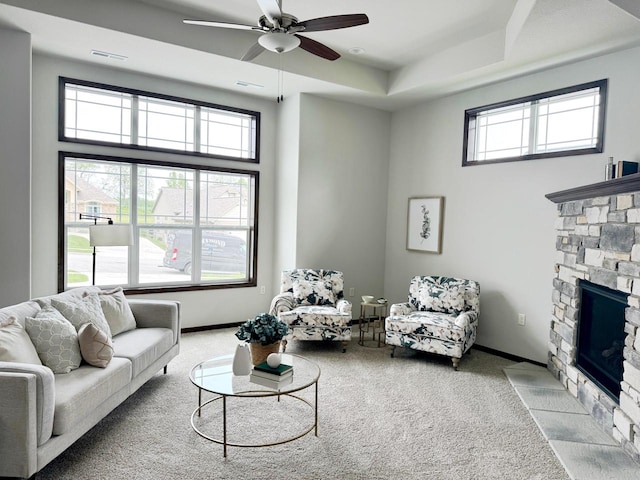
[1,0,640,111]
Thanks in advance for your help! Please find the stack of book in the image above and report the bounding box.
[249,361,294,389]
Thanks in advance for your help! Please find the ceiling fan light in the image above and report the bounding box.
[258,32,300,53]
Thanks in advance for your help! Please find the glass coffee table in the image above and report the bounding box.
[189,353,320,457]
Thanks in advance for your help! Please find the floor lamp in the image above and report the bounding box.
[79,214,134,286]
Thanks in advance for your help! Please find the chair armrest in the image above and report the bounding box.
[127,299,181,345]
[336,299,352,314]
[0,362,55,448]
[455,311,478,328]
[269,292,296,316]
[389,302,415,316]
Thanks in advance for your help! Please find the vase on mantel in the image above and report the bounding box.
[249,341,281,366]
[232,344,252,375]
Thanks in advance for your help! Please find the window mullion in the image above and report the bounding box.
[529,102,539,155]
[131,95,139,145]
[129,164,139,286]
[193,170,201,282]
[195,106,202,153]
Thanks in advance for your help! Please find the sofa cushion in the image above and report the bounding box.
[0,317,42,365]
[112,328,174,377]
[90,287,136,336]
[53,357,132,436]
[25,307,82,374]
[293,279,335,306]
[417,284,466,315]
[77,323,114,368]
[385,311,467,343]
[279,306,351,328]
[51,294,112,339]
[0,300,40,328]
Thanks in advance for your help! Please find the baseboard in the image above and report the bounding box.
[181,322,240,333]
[472,344,545,367]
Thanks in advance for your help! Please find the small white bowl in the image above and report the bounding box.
[362,295,375,304]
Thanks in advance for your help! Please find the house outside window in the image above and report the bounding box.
[59,78,260,293]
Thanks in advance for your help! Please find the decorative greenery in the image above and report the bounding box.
[235,313,289,345]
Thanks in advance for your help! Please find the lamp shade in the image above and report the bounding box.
[89,224,134,246]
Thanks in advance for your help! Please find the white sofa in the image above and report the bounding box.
[0,287,181,479]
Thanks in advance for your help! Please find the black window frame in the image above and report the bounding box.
[58,151,259,295]
[462,79,608,167]
[59,76,261,164]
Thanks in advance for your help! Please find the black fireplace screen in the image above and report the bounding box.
[577,280,627,401]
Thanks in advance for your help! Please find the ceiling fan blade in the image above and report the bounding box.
[183,19,259,31]
[297,14,369,32]
[295,35,340,61]
[241,42,265,62]
[256,0,282,25]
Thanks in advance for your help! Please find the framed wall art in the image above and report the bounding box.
[406,196,444,253]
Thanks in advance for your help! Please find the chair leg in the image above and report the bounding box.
[281,339,288,353]
[163,365,167,375]
[341,341,348,353]
[452,357,460,371]
[390,346,396,358]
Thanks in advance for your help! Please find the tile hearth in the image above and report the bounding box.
[505,362,640,480]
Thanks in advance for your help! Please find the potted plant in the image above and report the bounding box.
[235,313,289,365]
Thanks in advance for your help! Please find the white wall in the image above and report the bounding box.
[385,45,640,363]
[296,94,391,301]
[30,54,279,328]
[0,27,32,306]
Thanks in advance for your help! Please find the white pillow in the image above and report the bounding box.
[0,316,42,365]
[77,322,114,368]
[89,287,136,336]
[51,294,112,339]
[25,307,82,374]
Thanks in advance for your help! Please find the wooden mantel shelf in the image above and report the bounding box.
[546,173,640,204]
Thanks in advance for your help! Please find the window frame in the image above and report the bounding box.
[57,151,259,294]
[462,79,607,167]
[59,77,261,164]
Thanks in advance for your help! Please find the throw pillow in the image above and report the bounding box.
[88,287,136,336]
[51,294,112,339]
[420,285,466,315]
[293,280,335,306]
[0,316,43,365]
[24,306,82,374]
[77,322,113,368]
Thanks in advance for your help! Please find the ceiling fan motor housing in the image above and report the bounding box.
[258,31,300,53]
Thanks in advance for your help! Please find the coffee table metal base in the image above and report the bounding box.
[190,386,318,457]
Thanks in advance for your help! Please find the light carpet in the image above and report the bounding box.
[37,328,569,480]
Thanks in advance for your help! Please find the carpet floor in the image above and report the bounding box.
[37,328,569,480]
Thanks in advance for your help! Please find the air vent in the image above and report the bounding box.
[235,80,264,89]
[90,50,128,61]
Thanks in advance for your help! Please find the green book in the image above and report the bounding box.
[253,361,293,375]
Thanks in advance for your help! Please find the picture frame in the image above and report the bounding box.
[406,196,444,253]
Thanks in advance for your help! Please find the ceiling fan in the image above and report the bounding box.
[183,0,369,62]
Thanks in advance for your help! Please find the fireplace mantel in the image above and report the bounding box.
[546,173,640,204]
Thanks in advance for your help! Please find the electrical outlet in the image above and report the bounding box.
[259,286,265,295]
[518,313,526,326]
[349,287,355,297]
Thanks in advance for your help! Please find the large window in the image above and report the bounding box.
[463,79,607,166]
[59,154,257,292]
[61,77,259,162]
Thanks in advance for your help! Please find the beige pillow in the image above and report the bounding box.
[77,323,113,368]
[0,316,42,365]
[51,294,112,339]
[90,288,136,336]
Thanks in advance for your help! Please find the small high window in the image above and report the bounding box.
[463,79,607,166]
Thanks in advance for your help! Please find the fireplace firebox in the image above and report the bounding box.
[576,280,627,401]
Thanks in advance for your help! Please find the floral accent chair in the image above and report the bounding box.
[269,269,352,352]
[385,276,480,370]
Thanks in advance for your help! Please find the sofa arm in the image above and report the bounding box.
[336,299,352,315]
[389,302,415,316]
[455,311,478,329]
[269,292,296,316]
[0,361,55,477]
[127,299,181,345]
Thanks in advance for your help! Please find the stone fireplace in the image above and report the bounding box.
[548,175,640,461]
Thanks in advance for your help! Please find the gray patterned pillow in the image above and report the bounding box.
[89,288,136,336]
[293,280,336,306]
[25,306,82,374]
[51,294,112,339]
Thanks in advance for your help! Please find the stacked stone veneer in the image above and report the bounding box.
[550,193,640,461]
